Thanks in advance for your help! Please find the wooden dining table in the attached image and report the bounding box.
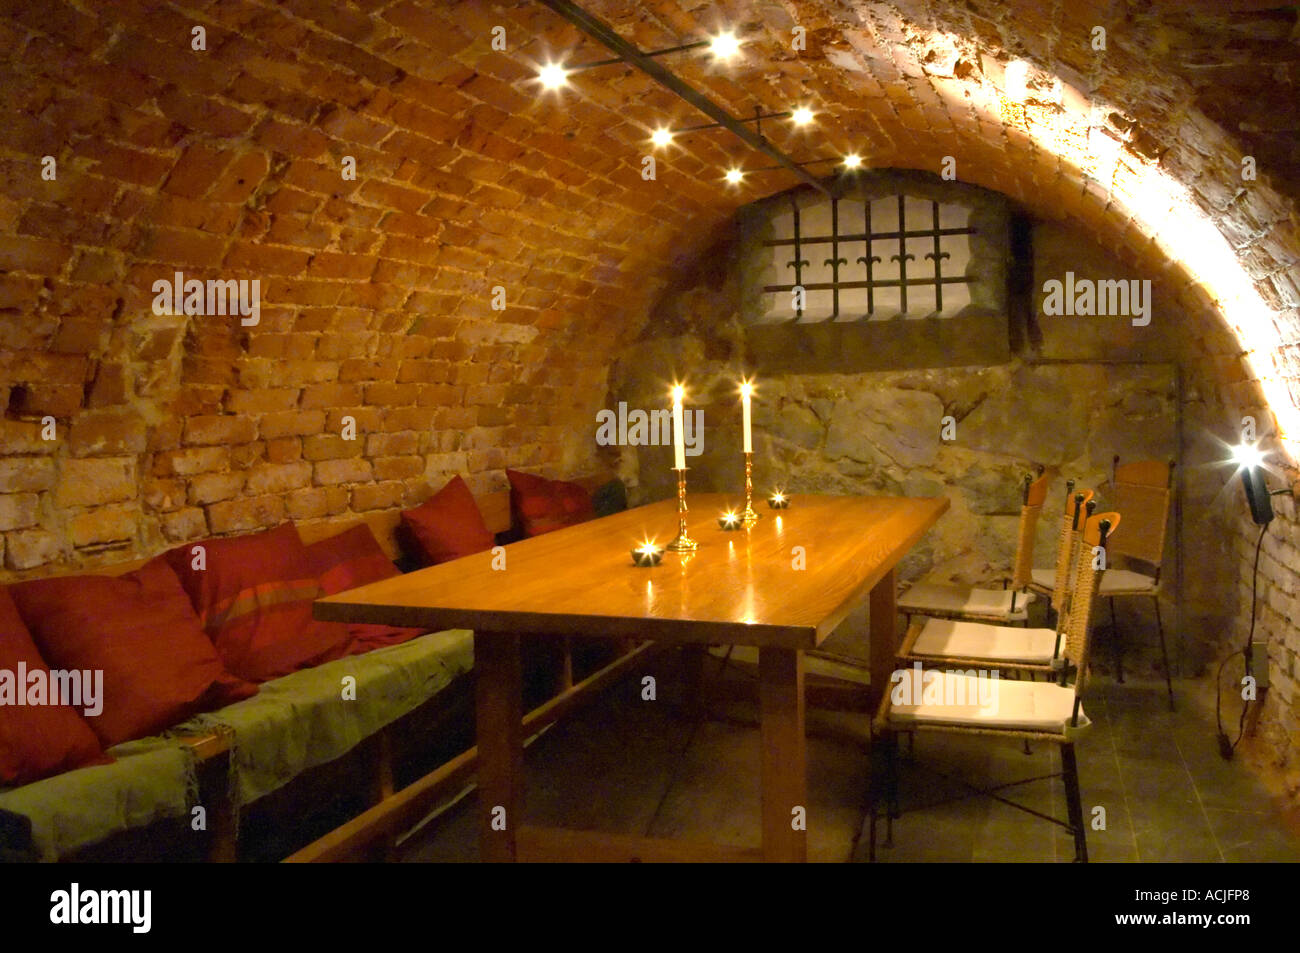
[315,492,949,862]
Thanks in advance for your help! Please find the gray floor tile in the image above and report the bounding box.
[1207,808,1300,862]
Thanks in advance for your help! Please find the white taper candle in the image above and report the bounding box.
[671,385,686,469]
[740,380,753,453]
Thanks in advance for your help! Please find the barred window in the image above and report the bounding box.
[756,192,977,323]
[736,172,1013,372]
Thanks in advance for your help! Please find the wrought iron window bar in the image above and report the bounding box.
[762,194,978,319]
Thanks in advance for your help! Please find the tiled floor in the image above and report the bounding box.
[398,653,1300,863]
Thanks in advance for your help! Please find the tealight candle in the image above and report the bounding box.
[717,511,742,530]
[768,491,790,509]
[631,542,664,567]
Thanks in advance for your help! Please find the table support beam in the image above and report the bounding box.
[476,631,523,862]
[869,567,899,709]
[680,643,708,720]
[759,646,806,862]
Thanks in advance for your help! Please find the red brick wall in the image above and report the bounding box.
[0,0,723,573]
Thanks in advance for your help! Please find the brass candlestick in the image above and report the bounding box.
[665,467,698,552]
[741,450,761,525]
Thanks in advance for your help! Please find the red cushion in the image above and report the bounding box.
[400,475,494,566]
[303,523,425,653]
[305,523,401,596]
[0,586,110,785]
[506,469,595,537]
[8,559,258,748]
[164,524,353,682]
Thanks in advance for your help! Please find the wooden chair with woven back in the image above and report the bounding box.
[869,507,1119,864]
[1029,481,1095,617]
[1099,456,1175,710]
[897,467,1053,627]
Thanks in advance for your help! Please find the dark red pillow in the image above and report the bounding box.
[506,469,595,537]
[303,523,426,653]
[305,523,401,595]
[0,586,110,785]
[164,524,353,682]
[9,559,258,748]
[400,475,494,565]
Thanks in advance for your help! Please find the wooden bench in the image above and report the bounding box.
[16,472,648,862]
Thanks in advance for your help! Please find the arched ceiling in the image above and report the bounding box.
[1,0,1297,468]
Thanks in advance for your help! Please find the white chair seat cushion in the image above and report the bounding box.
[1099,569,1157,594]
[1030,567,1058,591]
[1031,567,1155,595]
[910,618,1060,665]
[887,670,1087,734]
[898,582,1034,620]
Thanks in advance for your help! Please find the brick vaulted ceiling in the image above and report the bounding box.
[0,0,1299,557]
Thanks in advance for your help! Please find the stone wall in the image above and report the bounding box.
[605,210,1230,677]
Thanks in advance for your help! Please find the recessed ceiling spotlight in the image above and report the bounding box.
[791,107,815,126]
[710,31,741,60]
[724,168,744,184]
[537,63,569,90]
[650,127,673,148]
[842,153,862,169]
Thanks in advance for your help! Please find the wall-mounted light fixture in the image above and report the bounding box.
[1232,442,1275,526]
[1217,439,1295,760]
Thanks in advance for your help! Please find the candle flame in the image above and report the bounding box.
[739,379,753,399]
[671,384,684,402]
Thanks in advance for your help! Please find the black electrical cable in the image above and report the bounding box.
[1216,522,1268,759]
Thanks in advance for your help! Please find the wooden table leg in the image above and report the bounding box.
[475,631,522,862]
[680,643,707,720]
[868,567,898,709]
[559,635,574,693]
[759,646,806,862]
